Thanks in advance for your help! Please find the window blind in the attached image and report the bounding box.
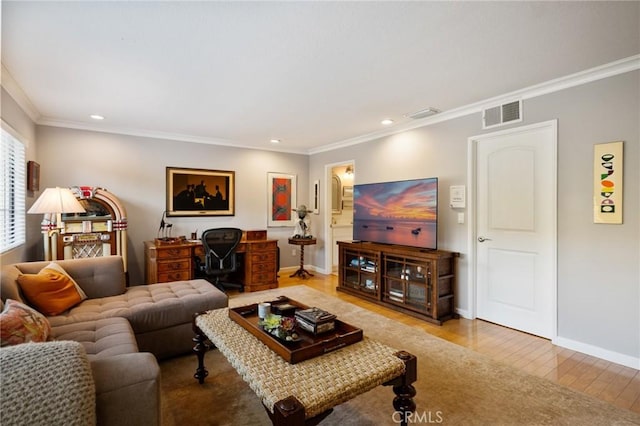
[1,128,26,253]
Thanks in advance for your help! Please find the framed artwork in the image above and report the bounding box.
[27,160,40,191]
[313,179,320,214]
[342,185,353,200]
[593,141,623,224]
[268,172,296,227]
[166,167,235,217]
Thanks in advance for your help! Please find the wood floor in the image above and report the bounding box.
[275,272,640,415]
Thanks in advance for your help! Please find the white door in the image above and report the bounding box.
[473,120,557,338]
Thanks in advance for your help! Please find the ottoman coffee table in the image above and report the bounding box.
[192,298,417,426]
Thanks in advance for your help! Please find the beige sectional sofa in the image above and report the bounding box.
[1,255,228,426]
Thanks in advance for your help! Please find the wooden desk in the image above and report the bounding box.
[144,236,278,292]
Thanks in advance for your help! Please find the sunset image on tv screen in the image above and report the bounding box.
[353,177,437,249]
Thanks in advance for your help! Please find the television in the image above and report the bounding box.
[353,177,438,250]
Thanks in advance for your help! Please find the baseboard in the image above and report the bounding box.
[312,265,331,275]
[278,265,327,275]
[455,307,473,320]
[553,336,640,370]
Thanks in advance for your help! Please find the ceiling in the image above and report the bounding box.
[2,1,639,154]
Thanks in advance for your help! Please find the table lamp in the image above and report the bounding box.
[27,187,86,260]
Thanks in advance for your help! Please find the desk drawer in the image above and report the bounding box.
[250,251,277,263]
[250,241,277,251]
[158,260,191,272]
[251,272,276,285]
[251,262,276,275]
[157,247,191,259]
[157,270,191,283]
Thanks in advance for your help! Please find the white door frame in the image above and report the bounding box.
[466,120,557,339]
[323,160,355,274]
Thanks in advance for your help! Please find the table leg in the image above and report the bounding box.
[192,312,211,384]
[268,396,334,426]
[268,396,305,425]
[385,351,417,426]
[289,244,314,279]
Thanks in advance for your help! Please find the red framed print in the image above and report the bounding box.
[268,172,296,227]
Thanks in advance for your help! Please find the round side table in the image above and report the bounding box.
[288,237,317,279]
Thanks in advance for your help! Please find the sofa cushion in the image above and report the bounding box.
[52,317,138,360]
[44,262,89,299]
[47,279,228,334]
[90,352,160,426]
[3,256,126,300]
[0,299,52,347]
[0,265,27,304]
[17,263,87,316]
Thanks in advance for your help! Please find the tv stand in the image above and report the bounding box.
[337,241,458,324]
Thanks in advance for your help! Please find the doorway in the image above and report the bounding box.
[469,120,557,339]
[324,161,354,275]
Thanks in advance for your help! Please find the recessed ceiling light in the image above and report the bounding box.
[270,139,281,144]
[90,114,105,120]
[381,118,394,126]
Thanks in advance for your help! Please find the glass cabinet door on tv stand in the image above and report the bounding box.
[383,254,432,316]
[338,243,380,300]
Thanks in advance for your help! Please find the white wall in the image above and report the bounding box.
[309,115,472,306]
[309,71,639,365]
[34,126,309,284]
[530,72,639,363]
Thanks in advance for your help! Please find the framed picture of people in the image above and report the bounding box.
[166,167,235,216]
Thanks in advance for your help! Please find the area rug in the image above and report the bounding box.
[160,286,640,425]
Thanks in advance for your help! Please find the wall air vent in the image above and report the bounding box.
[482,100,522,129]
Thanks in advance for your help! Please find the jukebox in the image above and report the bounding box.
[39,186,129,272]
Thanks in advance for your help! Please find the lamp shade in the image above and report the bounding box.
[27,187,86,214]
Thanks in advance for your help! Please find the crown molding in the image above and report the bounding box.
[308,54,640,155]
[3,54,638,155]
[1,64,41,123]
[36,117,309,155]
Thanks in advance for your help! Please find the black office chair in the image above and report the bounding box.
[201,228,244,292]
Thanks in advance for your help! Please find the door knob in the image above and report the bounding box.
[477,236,492,242]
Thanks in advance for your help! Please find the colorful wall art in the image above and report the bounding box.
[593,141,623,224]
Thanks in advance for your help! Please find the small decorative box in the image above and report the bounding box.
[295,307,337,335]
[271,302,298,317]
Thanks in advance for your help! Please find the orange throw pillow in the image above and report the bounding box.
[17,267,84,316]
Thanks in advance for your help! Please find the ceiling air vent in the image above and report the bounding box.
[482,100,522,129]
[406,107,440,120]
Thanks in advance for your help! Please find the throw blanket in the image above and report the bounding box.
[1,341,96,426]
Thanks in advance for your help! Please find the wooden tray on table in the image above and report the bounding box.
[228,296,363,364]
